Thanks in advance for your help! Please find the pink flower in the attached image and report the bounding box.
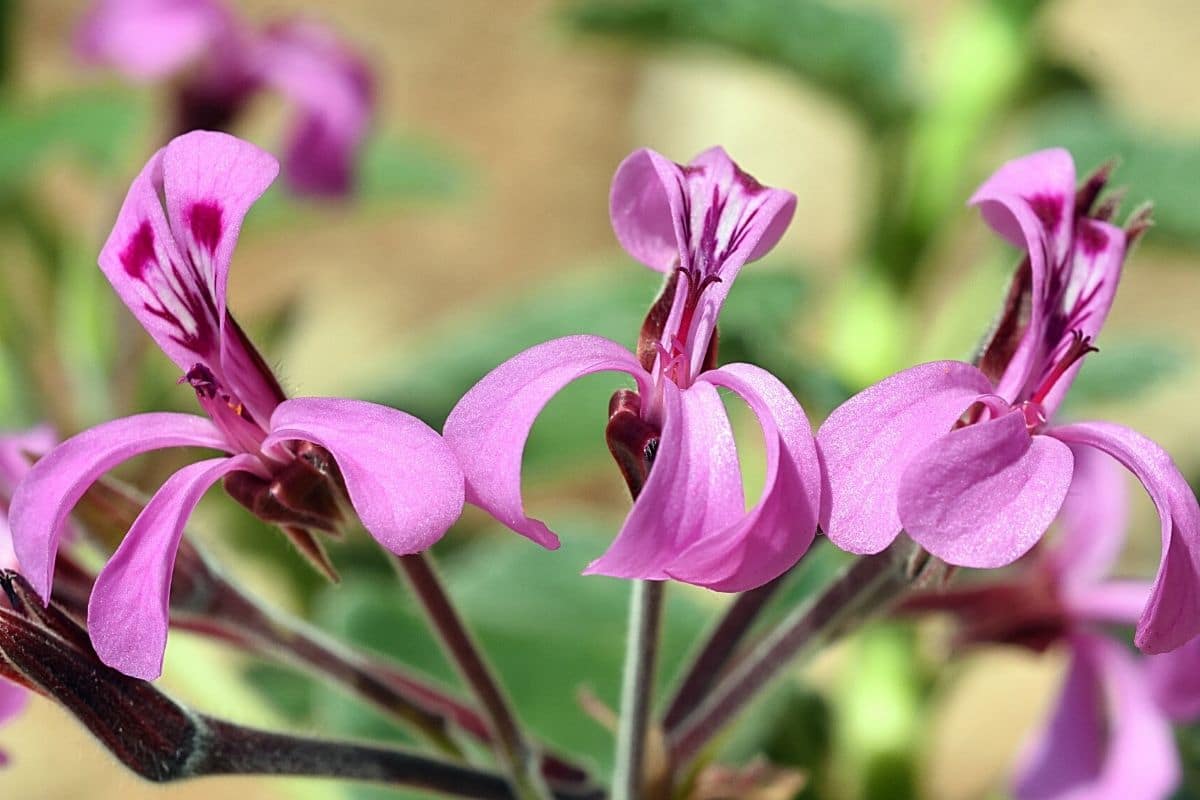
[10,132,464,680]
[75,0,373,198]
[444,147,821,591]
[0,427,58,765]
[818,149,1200,653]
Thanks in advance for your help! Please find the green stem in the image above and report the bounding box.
[612,579,665,800]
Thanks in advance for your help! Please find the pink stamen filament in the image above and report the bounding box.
[1030,330,1098,405]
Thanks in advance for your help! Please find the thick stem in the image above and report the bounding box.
[612,579,666,800]
[667,537,926,769]
[397,552,548,800]
[660,571,787,733]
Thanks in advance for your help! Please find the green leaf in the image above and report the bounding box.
[359,134,470,202]
[1027,96,1200,246]
[0,87,147,188]
[1060,336,1189,411]
[563,0,910,127]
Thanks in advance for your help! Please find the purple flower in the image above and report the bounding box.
[818,149,1200,653]
[10,131,464,680]
[0,427,58,764]
[444,147,821,591]
[75,0,373,198]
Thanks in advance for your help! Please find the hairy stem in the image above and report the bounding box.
[612,579,666,800]
[397,552,548,800]
[668,537,926,768]
[661,570,787,733]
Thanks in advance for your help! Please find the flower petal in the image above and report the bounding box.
[898,411,1074,568]
[1048,421,1200,654]
[1064,580,1153,627]
[817,361,994,555]
[1015,633,1178,800]
[263,398,464,556]
[75,0,230,80]
[444,335,650,549]
[9,414,227,602]
[255,21,373,197]
[87,454,259,679]
[664,363,820,592]
[609,148,690,273]
[970,148,1076,402]
[584,379,744,581]
[0,425,56,491]
[0,679,27,728]
[1147,636,1200,722]
[1048,442,1130,589]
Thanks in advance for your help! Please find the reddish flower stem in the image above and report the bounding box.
[667,537,927,769]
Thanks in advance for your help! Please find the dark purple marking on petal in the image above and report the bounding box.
[1028,193,1064,232]
[187,201,224,255]
[120,221,156,279]
[1078,219,1110,257]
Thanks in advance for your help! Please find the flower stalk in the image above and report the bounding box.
[613,579,666,799]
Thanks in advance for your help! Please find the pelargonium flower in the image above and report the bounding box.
[0,428,55,764]
[818,148,1200,653]
[444,147,821,591]
[904,448,1190,799]
[10,131,464,680]
[75,0,373,198]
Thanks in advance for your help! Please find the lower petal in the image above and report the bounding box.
[1049,421,1200,654]
[664,363,820,592]
[817,361,994,555]
[87,454,258,680]
[1147,636,1200,722]
[898,411,1074,568]
[263,398,465,556]
[444,335,650,549]
[9,414,227,602]
[584,379,744,581]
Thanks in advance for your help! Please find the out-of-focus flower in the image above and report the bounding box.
[10,131,464,680]
[0,427,59,765]
[445,147,821,591]
[905,449,1191,799]
[819,149,1200,653]
[75,0,373,198]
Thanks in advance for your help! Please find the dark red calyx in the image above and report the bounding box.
[605,389,661,501]
[223,445,345,535]
[637,270,681,372]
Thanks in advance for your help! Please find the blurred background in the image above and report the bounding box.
[2,0,1200,797]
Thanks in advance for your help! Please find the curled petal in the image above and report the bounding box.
[610,148,691,273]
[256,21,374,197]
[664,363,820,592]
[88,455,260,679]
[817,361,993,555]
[898,412,1074,568]
[1049,443,1130,589]
[1049,421,1200,654]
[10,414,227,601]
[1015,634,1178,800]
[444,335,650,549]
[1147,636,1200,722]
[263,398,464,556]
[75,0,230,80]
[584,379,744,581]
[970,148,1076,402]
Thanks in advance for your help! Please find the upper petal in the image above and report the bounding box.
[255,21,374,197]
[100,132,283,423]
[262,398,465,556]
[898,411,1074,568]
[584,379,744,582]
[1048,421,1200,654]
[1015,633,1178,800]
[9,413,227,601]
[817,361,994,555]
[443,335,650,549]
[970,148,1077,402]
[87,454,259,679]
[664,363,821,592]
[75,0,231,80]
[609,148,691,273]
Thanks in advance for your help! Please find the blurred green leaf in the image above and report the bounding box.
[1028,97,1200,245]
[360,134,470,202]
[563,0,909,127]
[0,87,146,188]
[1061,336,1189,411]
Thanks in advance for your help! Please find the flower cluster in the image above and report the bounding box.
[77,0,372,197]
